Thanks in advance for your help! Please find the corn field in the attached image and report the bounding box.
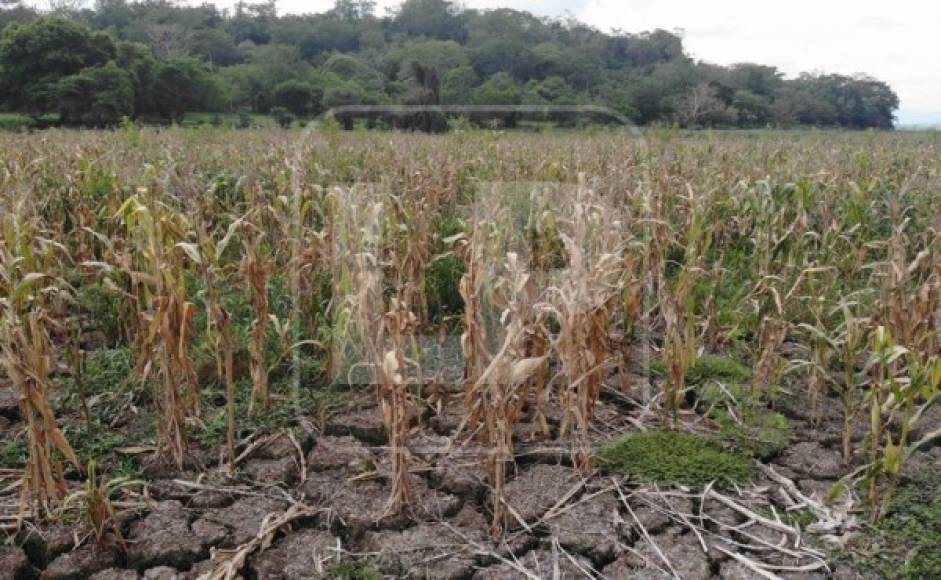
[0,127,939,579]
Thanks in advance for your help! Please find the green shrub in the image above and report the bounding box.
[598,431,753,487]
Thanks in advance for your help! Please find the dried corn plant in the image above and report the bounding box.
[191,218,241,466]
[324,186,384,382]
[471,253,546,535]
[115,195,198,467]
[750,265,822,397]
[0,308,80,517]
[543,176,624,473]
[653,184,710,424]
[378,298,416,515]
[388,192,438,325]
[328,188,417,513]
[457,219,494,428]
[62,459,142,549]
[873,219,940,356]
[240,223,273,412]
[797,298,871,463]
[0,217,79,517]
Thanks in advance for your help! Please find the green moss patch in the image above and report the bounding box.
[687,355,751,385]
[597,431,753,487]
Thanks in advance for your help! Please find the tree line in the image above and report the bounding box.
[0,0,900,129]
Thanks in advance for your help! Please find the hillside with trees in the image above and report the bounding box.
[0,0,900,129]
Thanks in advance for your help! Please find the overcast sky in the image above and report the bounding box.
[98,0,941,125]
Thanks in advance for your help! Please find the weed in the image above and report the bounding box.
[62,459,142,548]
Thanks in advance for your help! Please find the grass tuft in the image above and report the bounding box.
[687,355,751,385]
[597,431,753,487]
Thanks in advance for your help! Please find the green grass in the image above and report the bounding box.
[597,431,753,487]
[714,408,791,460]
[687,354,751,385]
[879,473,941,578]
[330,561,380,580]
[697,382,791,460]
[838,460,941,579]
[64,425,128,461]
[192,365,347,449]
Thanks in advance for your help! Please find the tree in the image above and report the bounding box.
[394,0,466,42]
[0,1,36,33]
[190,28,241,67]
[727,63,783,97]
[441,65,478,104]
[523,76,577,105]
[329,0,376,21]
[152,58,220,122]
[787,73,899,129]
[55,62,134,126]
[474,72,521,105]
[675,83,738,128]
[614,29,685,69]
[0,16,115,116]
[226,0,274,45]
[0,3,901,131]
[387,40,468,80]
[322,53,384,93]
[114,40,155,116]
[627,61,695,124]
[273,80,320,117]
[731,89,772,127]
[469,37,540,81]
[473,72,521,127]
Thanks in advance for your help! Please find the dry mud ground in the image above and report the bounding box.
[0,365,939,580]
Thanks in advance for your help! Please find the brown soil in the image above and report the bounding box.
[1,371,936,580]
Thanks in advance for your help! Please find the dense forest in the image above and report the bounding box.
[0,0,900,129]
